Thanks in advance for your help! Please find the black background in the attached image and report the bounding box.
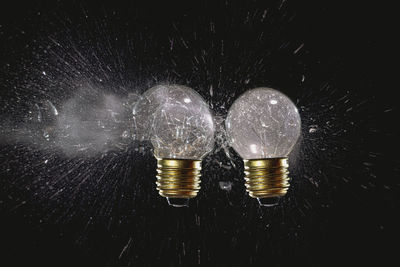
[0,0,398,266]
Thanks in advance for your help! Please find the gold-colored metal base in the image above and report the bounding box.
[156,158,201,199]
[244,158,290,199]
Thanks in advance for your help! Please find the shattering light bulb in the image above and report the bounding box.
[136,84,215,207]
[225,87,301,206]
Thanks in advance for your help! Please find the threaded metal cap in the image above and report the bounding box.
[244,158,290,203]
[156,158,201,202]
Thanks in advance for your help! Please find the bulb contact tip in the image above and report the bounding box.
[244,158,290,203]
[156,158,201,205]
[257,197,280,207]
[166,197,190,207]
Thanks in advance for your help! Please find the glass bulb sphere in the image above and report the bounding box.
[225,87,301,206]
[151,98,215,160]
[226,87,301,159]
[133,84,212,142]
[137,84,215,207]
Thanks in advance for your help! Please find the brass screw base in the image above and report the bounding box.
[156,158,201,199]
[244,158,290,200]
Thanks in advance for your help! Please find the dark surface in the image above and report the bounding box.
[0,1,397,266]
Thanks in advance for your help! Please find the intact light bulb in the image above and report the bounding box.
[225,87,301,206]
[137,85,215,207]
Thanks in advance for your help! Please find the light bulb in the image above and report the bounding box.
[225,87,301,206]
[136,84,215,207]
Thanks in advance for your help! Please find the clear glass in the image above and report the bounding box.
[135,84,215,159]
[133,84,212,142]
[225,87,301,159]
